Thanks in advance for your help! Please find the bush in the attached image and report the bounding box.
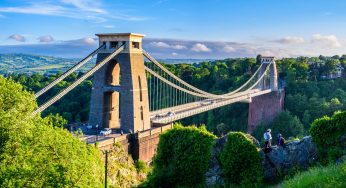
[144,124,216,187]
[281,161,346,188]
[135,160,151,174]
[253,110,305,144]
[219,132,263,186]
[310,111,346,164]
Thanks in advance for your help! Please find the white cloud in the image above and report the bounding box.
[172,44,186,50]
[275,36,305,44]
[104,25,115,28]
[152,0,169,6]
[150,41,187,50]
[60,0,106,14]
[311,34,341,48]
[191,43,211,52]
[0,1,147,22]
[171,52,178,56]
[85,15,106,23]
[38,35,55,43]
[83,37,96,45]
[0,4,65,15]
[150,41,170,48]
[8,34,26,42]
[222,45,236,53]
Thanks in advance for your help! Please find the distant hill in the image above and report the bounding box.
[0,53,96,75]
[0,54,211,75]
[157,59,214,64]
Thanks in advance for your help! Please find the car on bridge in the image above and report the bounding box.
[200,100,215,106]
[100,128,112,136]
[167,111,175,117]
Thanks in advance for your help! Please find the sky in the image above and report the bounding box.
[1,0,346,58]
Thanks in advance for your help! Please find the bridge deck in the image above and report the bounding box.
[151,89,272,124]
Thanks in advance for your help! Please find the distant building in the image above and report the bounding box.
[328,64,344,79]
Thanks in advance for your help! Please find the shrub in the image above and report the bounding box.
[310,111,346,164]
[281,161,346,188]
[135,160,151,174]
[144,124,216,187]
[219,132,263,186]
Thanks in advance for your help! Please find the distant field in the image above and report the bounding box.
[26,64,65,70]
[0,54,96,75]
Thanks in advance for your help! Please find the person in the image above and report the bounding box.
[277,133,286,148]
[263,129,272,153]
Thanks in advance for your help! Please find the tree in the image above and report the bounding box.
[44,113,68,128]
[322,59,339,77]
[0,76,103,187]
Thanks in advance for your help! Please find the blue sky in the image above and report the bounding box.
[1,0,346,58]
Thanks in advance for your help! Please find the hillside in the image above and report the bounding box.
[0,53,96,75]
[0,54,213,75]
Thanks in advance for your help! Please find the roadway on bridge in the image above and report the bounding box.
[151,89,272,124]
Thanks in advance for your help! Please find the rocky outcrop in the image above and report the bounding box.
[205,136,225,186]
[262,136,317,180]
[205,135,317,186]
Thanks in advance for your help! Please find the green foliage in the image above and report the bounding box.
[310,111,346,164]
[281,161,346,188]
[144,124,216,187]
[253,110,305,143]
[0,76,103,187]
[219,132,263,186]
[135,160,151,174]
[44,113,68,128]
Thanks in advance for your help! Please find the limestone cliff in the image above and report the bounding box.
[205,135,317,186]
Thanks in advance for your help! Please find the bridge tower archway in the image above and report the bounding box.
[89,33,151,133]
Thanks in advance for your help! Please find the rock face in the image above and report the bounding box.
[262,136,317,180]
[205,136,225,186]
[205,135,317,186]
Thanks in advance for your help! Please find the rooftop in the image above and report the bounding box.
[95,33,145,37]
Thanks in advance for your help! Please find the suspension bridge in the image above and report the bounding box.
[32,33,282,162]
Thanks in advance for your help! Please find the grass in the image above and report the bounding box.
[281,161,346,188]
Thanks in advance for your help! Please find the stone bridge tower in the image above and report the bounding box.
[89,33,151,133]
[248,57,284,133]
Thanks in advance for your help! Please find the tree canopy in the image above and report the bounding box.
[0,75,103,187]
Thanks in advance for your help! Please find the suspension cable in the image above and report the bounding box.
[35,44,105,98]
[32,45,124,116]
[143,50,267,98]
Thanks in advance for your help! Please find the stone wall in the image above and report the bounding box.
[248,90,285,133]
[94,124,173,163]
